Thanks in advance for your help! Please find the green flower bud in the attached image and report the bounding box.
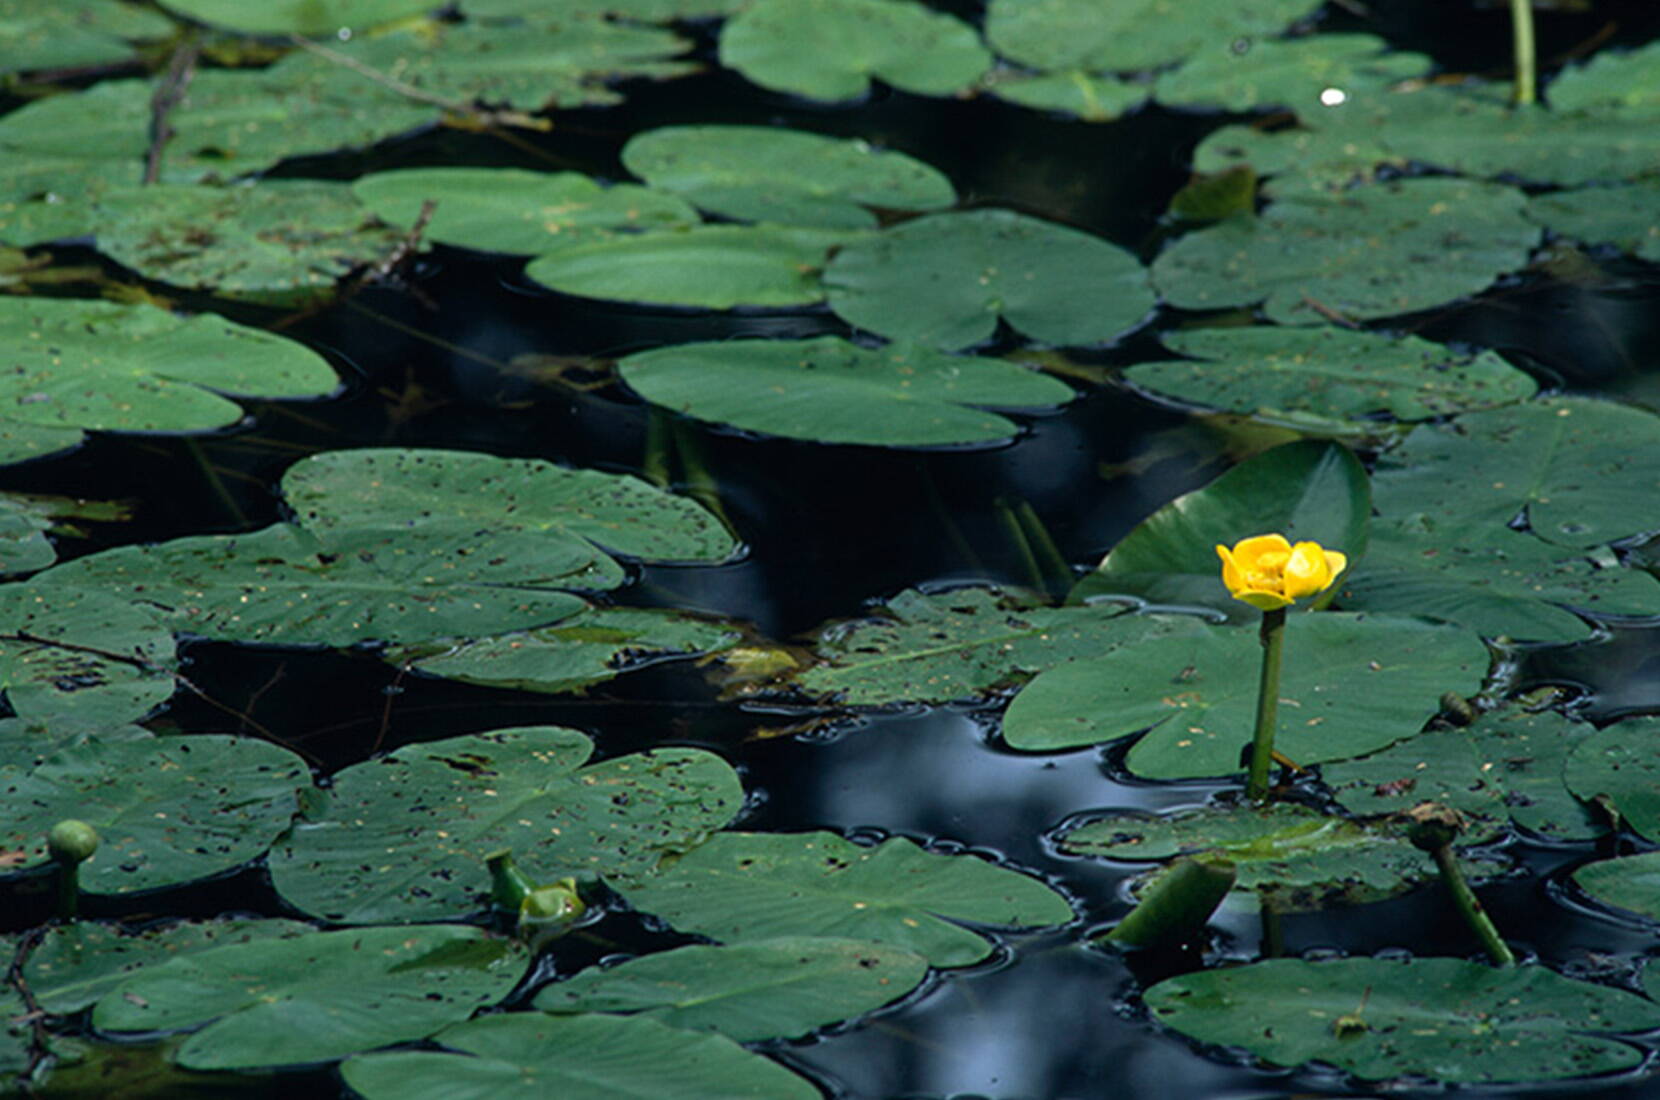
[48,820,99,865]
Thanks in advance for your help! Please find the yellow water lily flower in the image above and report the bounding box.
[1215,533,1347,611]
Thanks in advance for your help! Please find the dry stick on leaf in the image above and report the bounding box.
[145,42,199,185]
[6,926,51,1096]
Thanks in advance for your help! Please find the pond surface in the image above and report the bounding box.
[7,1,1660,1097]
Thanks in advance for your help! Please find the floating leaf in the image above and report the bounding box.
[0,584,177,727]
[91,182,402,304]
[1575,852,1660,922]
[618,337,1074,447]
[1059,802,1482,912]
[979,69,1146,121]
[621,125,954,230]
[400,606,743,695]
[1563,717,1660,841]
[1004,613,1488,778]
[27,918,314,1015]
[466,0,745,18]
[0,420,83,469]
[1325,707,1604,843]
[1152,178,1538,325]
[1548,39,1660,112]
[342,1012,820,1100]
[1126,326,1535,423]
[352,168,699,254]
[269,726,744,923]
[1072,440,1370,619]
[1151,33,1428,113]
[0,735,307,894]
[0,718,153,767]
[1146,957,1660,1083]
[720,0,990,101]
[825,209,1153,350]
[792,587,1192,705]
[985,0,1322,74]
[525,225,853,309]
[157,0,434,34]
[0,496,57,575]
[93,925,526,1070]
[1526,182,1660,262]
[0,0,174,75]
[0,298,338,434]
[535,936,928,1040]
[620,831,1072,968]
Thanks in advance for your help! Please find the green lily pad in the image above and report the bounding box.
[1152,178,1538,325]
[283,447,737,565]
[979,69,1146,121]
[1127,326,1536,423]
[1151,33,1428,113]
[1003,613,1489,779]
[534,936,929,1040]
[619,831,1073,968]
[0,0,174,75]
[157,0,433,34]
[342,1012,820,1100]
[0,718,154,767]
[268,726,743,923]
[1575,851,1660,922]
[26,918,314,1015]
[525,224,853,309]
[792,587,1195,705]
[399,606,743,695]
[620,126,954,230]
[1072,439,1370,620]
[720,0,990,102]
[1548,39,1660,112]
[1526,182,1660,262]
[1325,707,1605,844]
[1563,717,1660,841]
[352,168,699,255]
[0,420,83,469]
[618,337,1074,446]
[0,584,177,727]
[90,182,402,305]
[93,925,526,1070]
[0,491,128,576]
[825,209,1153,350]
[1146,957,1660,1083]
[0,735,308,894]
[465,0,745,18]
[985,0,1322,74]
[0,298,338,434]
[1059,802,1480,912]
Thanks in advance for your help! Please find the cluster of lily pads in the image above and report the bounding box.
[4,0,1660,1095]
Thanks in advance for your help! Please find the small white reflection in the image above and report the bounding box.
[336,27,353,41]
[1319,87,1348,107]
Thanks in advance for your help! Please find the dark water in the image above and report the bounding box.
[11,3,1660,1097]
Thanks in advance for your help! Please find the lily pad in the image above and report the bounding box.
[1126,326,1536,423]
[0,718,154,766]
[525,224,853,309]
[618,337,1075,447]
[0,584,177,728]
[619,831,1073,968]
[399,605,743,695]
[824,209,1154,350]
[0,420,83,469]
[157,0,433,34]
[1146,957,1660,1083]
[0,0,175,75]
[1072,439,1370,620]
[792,587,1194,705]
[1152,178,1538,325]
[0,735,308,895]
[352,168,699,254]
[1563,717,1660,841]
[1548,39,1660,112]
[1059,802,1478,912]
[0,495,57,575]
[0,297,338,434]
[1526,182,1660,262]
[534,936,928,1040]
[92,925,526,1070]
[979,69,1146,120]
[1325,707,1604,844]
[342,1012,820,1100]
[1574,851,1660,922]
[620,125,955,230]
[90,182,402,304]
[26,918,314,1014]
[1151,33,1428,113]
[466,0,744,18]
[985,0,1322,74]
[1003,612,1489,779]
[720,0,990,102]
[268,726,744,923]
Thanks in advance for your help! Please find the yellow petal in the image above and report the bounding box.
[1323,549,1348,584]
[1229,533,1292,571]
[1283,541,1332,599]
[1236,589,1293,611]
[1216,544,1246,596]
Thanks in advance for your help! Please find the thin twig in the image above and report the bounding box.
[367,199,436,284]
[7,926,51,1094]
[1299,294,1361,328]
[145,42,199,185]
[373,660,412,756]
[269,199,438,332]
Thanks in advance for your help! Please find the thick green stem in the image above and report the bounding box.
[1104,857,1236,950]
[1245,607,1286,803]
[1509,0,1536,105]
[1431,844,1515,966]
